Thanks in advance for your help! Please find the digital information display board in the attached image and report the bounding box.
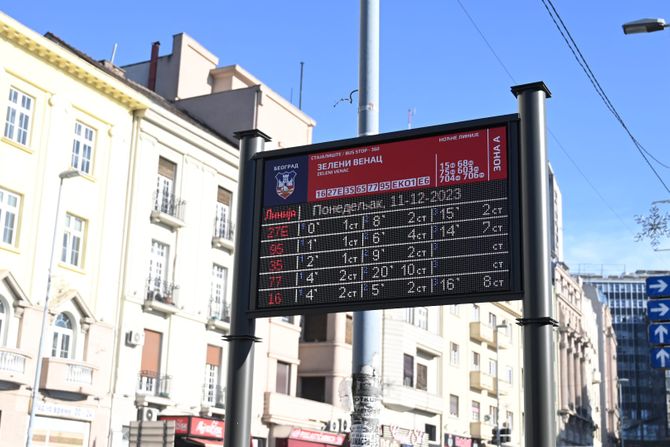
[250,115,522,316]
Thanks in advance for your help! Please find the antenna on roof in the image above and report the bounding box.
[110,43,118,65]
[299,61,304,110]
[407,108,416,129]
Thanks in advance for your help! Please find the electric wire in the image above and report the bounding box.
[454,0,635,235]
[541,0,670,193]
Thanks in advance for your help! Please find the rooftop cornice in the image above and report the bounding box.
[0,12,149,110]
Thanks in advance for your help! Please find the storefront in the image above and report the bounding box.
[443,433,483,447]
[159,415,225,447]
[275,427,347,447]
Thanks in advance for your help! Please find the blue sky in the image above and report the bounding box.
[5,1,670,275]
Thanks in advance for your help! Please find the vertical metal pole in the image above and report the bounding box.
[299,62,304,110]
[224,130,269,447]
[511,81,558,447]
[496,326,501,447]
[351,1,380,447]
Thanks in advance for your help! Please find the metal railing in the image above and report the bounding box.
[214,216,234,241]
[209,298,231,323]
[153,189,185,220]
[66,363,93,385]
[146,277,178,305]
[203,384,226,408]
[0,349,27,374]
[138,370,172,397]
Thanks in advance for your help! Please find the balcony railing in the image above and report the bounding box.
[153,189,185,219]
[66,363,93,385]
[0,349,27,374]
[209,298,231,323]
[214,216,234,241]
[203,384,226,408]
[138,370,172,398]
[146,277,178,305]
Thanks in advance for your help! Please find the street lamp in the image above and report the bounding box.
[495,321,509,447]
[25,168,81,447]
[622,18,668,35]
[618,378,629,447]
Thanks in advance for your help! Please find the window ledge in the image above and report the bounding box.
[211,236,234,253]
[143,297,178,316]
[207,317,231,332]
[1,136,33,154]
[150,210,184,230]
[0,244,20,255]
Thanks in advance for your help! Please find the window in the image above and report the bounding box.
[449,394,459,417]
[504,366,513,383]
[416,363,428,391]
[472,304,480,321]
[276,361,290,394]
[450,342,459,365]
[210,264,228,319]
[488,312,497,328]
[139,330,163,395]
[415,307,428,330]
[488,359,497,376]
[472,400,481,421]
[215,187,233,240]
[472,352,480,371]
[51,313,73,359]
[403,354,414,386]
[148,240,169,295]
[345,315,353,344]
[204,345,222,406]
[449,305,459,316]
[300,377,326,402]
[61,213,85,267]
[156,157,177,215]
[0,299,6,345]
[489,406,498,426]
[424,424,436,442]
[302,313,327,342]
[71,121,95,174]
[4,87,33,146]
[0,188,19,246]
[506,411,514,430]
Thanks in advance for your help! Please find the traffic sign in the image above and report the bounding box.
[646,275,670,298]
[649,323,670,345]
[651,347,670,368]
[648,299,670,321]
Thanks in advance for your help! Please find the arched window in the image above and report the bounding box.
[0,299,6,345]
[51,313,74,359]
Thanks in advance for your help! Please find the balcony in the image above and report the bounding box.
[150,189,185,230]
[0,347,31,387]
[144,278,178,316]
[40,357,97,398]
[382,382,443,415]
[207,299,231,331]
[212,216,234,252]
[470,322,495,344]
[470,421,494,439]
[202,385,226,411]
[469,370,495,393]
[137,370,172,399]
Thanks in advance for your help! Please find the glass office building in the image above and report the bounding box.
[582,273,669,445]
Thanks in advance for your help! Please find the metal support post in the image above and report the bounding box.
[511,82,558,447]
[351,1,381,447]
[224,130,269,447]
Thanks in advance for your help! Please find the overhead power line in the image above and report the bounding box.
[540,0,670,193]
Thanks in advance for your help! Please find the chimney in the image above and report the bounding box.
[148,41,160,91]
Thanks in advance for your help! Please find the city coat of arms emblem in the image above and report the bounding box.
[275,171,297,199]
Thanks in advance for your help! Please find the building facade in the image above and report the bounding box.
[583,272,670,447]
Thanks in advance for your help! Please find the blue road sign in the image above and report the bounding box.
[649,323,670,345]
[651,347,670,368]
[646,275,670,298]
[648,299,670,321]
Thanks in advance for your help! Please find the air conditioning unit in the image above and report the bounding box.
[126,330,145,347]
[138,406,159,421]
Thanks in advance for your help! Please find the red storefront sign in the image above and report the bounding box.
[288,428,346,446]
[159,415,225,439]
